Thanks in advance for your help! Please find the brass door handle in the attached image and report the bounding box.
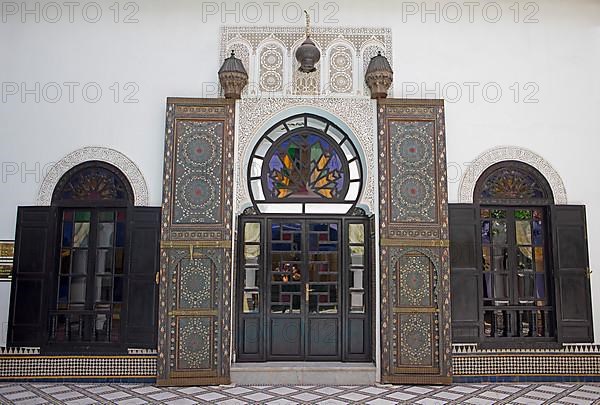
[305,283,313,301]
[586,268,593,279]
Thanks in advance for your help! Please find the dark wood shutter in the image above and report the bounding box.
[8,207,57,347]
[552,205,593,343]
[449,204,481,343]
[124,207,161,348]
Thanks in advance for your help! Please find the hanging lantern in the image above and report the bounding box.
[365,51,393,99]
[295,11,320,73]
[218,50,248,99]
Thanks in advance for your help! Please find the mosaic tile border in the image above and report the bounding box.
[0,356,156,381]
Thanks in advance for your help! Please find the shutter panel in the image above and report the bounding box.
[8,206,57,347]
[552,205,593,343]
[124,207,161,348]
[449,204,481,343]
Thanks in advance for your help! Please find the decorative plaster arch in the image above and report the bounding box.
[236,97,377,215]
[458,146,567,204]
[37,146,149,206]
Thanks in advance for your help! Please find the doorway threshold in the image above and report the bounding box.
[231,362,376,385]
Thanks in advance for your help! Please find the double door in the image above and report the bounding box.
[237,216,371,361]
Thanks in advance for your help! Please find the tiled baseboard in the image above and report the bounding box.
[0,353,156,382]
[452,344,600,381]
[1,344,599,383]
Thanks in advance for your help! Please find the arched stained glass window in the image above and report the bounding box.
[52,161,134,205]
[475,161,553,205]
[248,114,362,214]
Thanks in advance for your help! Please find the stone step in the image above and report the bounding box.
[231,362,377,385]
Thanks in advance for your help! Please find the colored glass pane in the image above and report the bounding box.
[266,133,346,200]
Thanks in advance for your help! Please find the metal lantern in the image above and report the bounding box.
[295,11,320,73]
[365,51,393,99]
[218,50,248,99]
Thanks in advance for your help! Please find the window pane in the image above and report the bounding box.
[535,273,546,300]
[516,221,531,245]
[518,272,535,298]
[493,275,509,298]
[74,211,91,222]
[491,209,506,219]
[69,277,86,303]
[113,277,123,302]
[517,247,533,270]
[492,247,508,271]
[492,220,507,244]
[97,223,114,247]
[115,249,124,274]
[73,223,90,247]
[244,223,261,243]
[483,273,492,299]
[482,247,491,271]
[96,249,113,274]
[481,220,491,244]
[60,249,71,274]
[480,209,490,218]
[243,292,259,313]
[350,246,364,266]
[348,224,365,243]
[533,220,543,245]
[115,222,126,247]
[95,276,113,302]
[58,276,69,305]
[95,314,109,341]
[534,247,544,272]
[62,221,73,247]
[99,211,114,222]
[72,250,88,274]
[514,210,532,220]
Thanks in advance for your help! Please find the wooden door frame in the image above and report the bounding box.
[235,214,373,363]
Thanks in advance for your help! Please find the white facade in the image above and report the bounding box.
[1,0,599,343]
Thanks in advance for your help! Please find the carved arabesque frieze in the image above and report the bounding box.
[220,26,392,98]
[236,97,376,214]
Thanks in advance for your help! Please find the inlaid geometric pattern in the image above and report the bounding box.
[1,383,600,404]
[178,258,213,309]
[377,99,451,385]
[389,120,436,223]
[398,254,432,307]
[173,120,224,224]
[159,99,236,385]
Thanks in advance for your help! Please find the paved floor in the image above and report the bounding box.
[0,382,599,404]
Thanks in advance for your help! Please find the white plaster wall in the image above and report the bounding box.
[1,0,599,342]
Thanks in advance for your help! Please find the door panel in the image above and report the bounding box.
[270,318,302,356]
[236,216,371,362]
[307,318,338,357]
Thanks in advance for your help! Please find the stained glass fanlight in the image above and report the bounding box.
[52,161,134,205]
[475,161,553,205]
[248,114,362,214]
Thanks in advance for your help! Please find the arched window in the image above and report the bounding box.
[474,162,555,341]
[52,161,134,205]
[8,161,160,352]
[450,159,593,346]
[248,114,363,214]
